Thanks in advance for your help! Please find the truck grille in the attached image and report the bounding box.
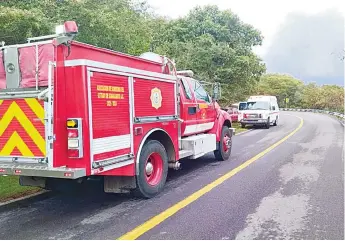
[247,113,258,118]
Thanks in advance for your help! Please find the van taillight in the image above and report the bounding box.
[259,114,262,118]
[66,118,83,158]
[244,114,247,118]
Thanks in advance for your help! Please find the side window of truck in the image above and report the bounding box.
[190,79,210,103]
[180,78,192,100]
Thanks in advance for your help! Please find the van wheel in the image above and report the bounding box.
[134,140,168,198]
[265,118,270,129]
[214,126,232,161]
[273,117,278,126]
[241,123,246,128]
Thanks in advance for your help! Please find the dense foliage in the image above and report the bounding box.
[256,74,344,113]
[0,0,343,112]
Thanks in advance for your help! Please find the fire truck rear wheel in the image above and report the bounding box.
[214,126,232,161]
[134,140,169,198]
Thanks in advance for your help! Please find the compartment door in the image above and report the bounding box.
[89,72,132,165]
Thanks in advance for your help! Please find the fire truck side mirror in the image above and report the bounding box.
[212,83,221,101]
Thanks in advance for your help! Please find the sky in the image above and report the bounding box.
[147,0,345,85]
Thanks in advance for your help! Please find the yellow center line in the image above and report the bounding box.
[118,115,304,240]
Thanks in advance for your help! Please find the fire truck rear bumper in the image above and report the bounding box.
[0,163,86,179]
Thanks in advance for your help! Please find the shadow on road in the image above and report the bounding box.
[1,154,218,214]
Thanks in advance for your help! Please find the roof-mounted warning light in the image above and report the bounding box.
[55,21,78,45]
[27,21,78,44]
[55,21,78,36]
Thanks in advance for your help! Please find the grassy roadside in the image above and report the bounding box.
[232,122,247,134]
[0,176,41,203]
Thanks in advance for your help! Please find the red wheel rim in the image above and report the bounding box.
[223,135,231,152]
[145,152,163,186]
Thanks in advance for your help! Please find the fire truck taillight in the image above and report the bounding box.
[67,119,78,128]
[67,149,80,158]
[66,118,83,158]
[68,139,79,148]
[67,129,79,138]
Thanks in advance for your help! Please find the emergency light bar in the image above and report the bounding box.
[27,21,78,43]
[55,21,78,36]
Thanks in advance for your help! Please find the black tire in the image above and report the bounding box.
[265,118,270,129]
[214,126,232,161]
[134,140,168,198]
[241,123,246,128]
[273,117,278,126]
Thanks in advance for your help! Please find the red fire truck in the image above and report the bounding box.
[0,21,234,198]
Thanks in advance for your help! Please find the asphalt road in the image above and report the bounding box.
[0,112,343,240]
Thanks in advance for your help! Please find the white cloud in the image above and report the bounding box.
[147,0,345,56]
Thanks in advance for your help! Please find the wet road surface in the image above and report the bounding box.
[0,112,343,240]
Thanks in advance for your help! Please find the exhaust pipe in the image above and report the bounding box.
[168,161,181,170]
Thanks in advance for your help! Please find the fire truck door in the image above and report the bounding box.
[89,72,132,165]
[179,78,198,136]
[189,79,216,131]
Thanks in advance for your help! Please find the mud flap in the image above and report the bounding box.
[19,176,46,188]
[104,176,136,194]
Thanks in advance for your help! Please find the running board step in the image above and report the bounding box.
[179,150,194,159]
[179,134,216,159]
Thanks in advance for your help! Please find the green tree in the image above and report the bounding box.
[152,5,266,105]
[1,0,154,55]
[0,6,52,45]
[256,73,304,107]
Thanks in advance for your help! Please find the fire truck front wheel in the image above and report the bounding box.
[134,140,169,198]
[214,126,232,161]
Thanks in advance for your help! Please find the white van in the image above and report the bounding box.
[240,95,279,129]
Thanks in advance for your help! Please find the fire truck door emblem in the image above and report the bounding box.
[201,108,207,119]
[150,87,162,109]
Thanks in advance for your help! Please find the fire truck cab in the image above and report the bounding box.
[0,21,234,198]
